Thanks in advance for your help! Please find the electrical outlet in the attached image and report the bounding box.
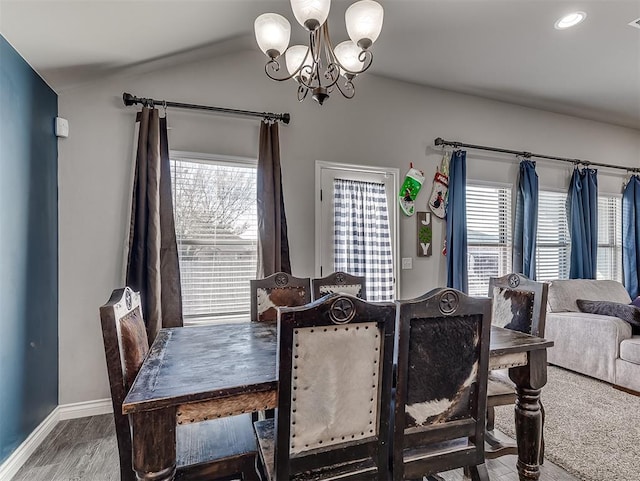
[402,257,412,270]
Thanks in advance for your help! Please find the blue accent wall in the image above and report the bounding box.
[0,35,58,465]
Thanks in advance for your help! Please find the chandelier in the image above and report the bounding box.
[254,0,384,105]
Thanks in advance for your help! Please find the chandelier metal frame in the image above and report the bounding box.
[263,21,373,105]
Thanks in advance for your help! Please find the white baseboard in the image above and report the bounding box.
[0,407,59,481]
[58,398,112,420]
[0,398,113,480]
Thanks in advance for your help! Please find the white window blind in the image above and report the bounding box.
[597,195,622,282]
[536,190,570,281]
[466,184,512,296]
[170,155,257,324]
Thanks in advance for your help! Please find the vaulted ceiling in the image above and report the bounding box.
[1,0,639,129]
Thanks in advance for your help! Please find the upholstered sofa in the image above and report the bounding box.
[545,279,640,393]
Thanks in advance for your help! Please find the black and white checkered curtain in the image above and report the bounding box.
[333,179,394,301]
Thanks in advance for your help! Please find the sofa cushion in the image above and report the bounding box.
[576,300,640,330]
[620,337,640,365]
[547,280,631,313]
[631,296,640,308]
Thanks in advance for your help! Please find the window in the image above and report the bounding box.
[597,194,622,282]
[170,153,257,324]
[466,183,512,296]
[536,190,570,281]
[536,191,622,282]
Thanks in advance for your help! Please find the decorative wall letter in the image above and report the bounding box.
[417,211,432,257]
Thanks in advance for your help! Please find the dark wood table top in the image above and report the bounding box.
[122,323,552,415]
[489,325,553,356]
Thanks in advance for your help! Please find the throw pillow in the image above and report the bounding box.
[576,299,640,331]
[631,296,640,308]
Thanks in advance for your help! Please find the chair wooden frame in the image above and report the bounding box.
[311,271,367,300]
[394,288,492,481]
[100,287,260,481]
[250,272,311,322]
[254,293,396,480]
[485,273,549,460]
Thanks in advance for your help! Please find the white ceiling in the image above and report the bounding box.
[1,0,639,129]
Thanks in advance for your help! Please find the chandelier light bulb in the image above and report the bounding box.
[254,13,291,58]
[334,40,364,76]
[290,0,331,31]
[285,45,311,81]
[345,0,383,49]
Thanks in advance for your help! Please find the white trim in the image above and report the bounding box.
[0,408,59,481]
[0,399,113,480]
[170,150,257,167]
[58,398,113,420]
[467,179,513,190]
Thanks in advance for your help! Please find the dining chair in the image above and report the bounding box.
[99,287,261,481]
[393,288,492,481]
[253,293,396,480]
[311,270,368,300]
[485,273,548,460]
[250,272,311,322]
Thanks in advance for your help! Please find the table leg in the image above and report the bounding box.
[130,407,177,481]
[508,349,547,481]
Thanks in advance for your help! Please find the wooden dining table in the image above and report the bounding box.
[123,322,553,481]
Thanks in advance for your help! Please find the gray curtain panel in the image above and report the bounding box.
[257,121,291,277]
[127,107,183,343]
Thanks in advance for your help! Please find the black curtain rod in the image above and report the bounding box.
[122,92,290,124]
[434,137,639,173]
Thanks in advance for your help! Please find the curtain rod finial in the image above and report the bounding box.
[123,92,136,106]
[282,113,291,124]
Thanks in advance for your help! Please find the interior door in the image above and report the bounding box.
[315,161,399,298]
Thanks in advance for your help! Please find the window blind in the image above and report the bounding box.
[170,157,257,324]
[536,190,570,281]
[597,195,622,282]
[466,184,512,296]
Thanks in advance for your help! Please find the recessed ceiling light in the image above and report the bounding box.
[555,12,587,30]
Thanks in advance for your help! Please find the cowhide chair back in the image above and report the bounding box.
[253,293,396,480]
[99,287,148,481]
[311,271,368,300]
[394,288,491,481]
[489,273,548,337]
[250,272,311,322]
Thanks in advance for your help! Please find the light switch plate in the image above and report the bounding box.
[402,257,412,270]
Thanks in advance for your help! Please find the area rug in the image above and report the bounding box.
[494,365,640,481]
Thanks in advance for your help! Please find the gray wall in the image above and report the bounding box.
[58,49,640,404]
[0,35,58,463]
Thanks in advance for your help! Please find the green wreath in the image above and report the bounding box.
[419,225,432,244]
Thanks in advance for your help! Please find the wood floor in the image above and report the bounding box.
[10,414,579,481]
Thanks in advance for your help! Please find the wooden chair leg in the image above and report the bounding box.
[540,400,545,465]
[469,463,489,481]
[486,405,495,431]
